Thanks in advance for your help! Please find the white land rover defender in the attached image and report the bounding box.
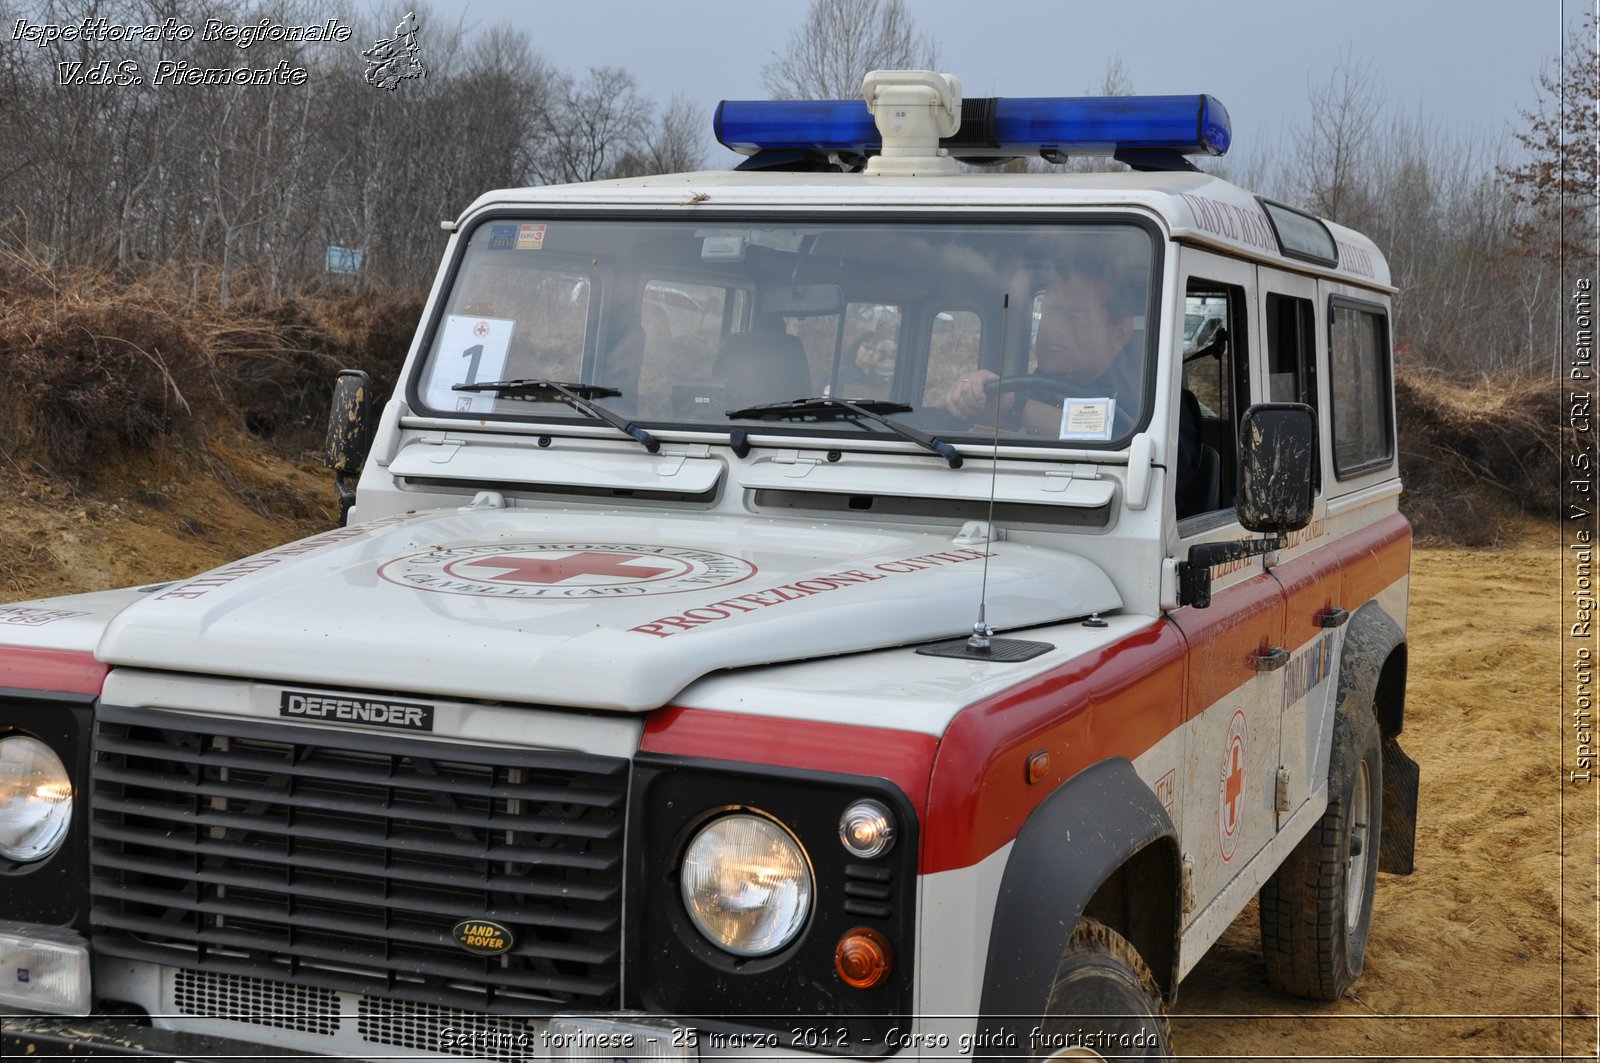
[0,72,1416,1061]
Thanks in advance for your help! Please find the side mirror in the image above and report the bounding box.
[1237,402,1317,534]
[1178,402,1316,609]
[323,370,374,526]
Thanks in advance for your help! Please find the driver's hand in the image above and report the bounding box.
[940,369,1010,420]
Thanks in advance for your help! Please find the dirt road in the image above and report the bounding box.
[0,453,1589,1061]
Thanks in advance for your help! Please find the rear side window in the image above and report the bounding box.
[1328,301,1393,477]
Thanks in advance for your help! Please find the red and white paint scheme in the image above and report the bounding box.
[1,71,1413,1063]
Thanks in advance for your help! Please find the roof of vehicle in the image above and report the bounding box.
[460,168,1392,290]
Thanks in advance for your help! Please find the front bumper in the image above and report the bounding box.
[2,1014,316,1060]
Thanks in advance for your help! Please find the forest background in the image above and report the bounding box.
[0,0,1593,547]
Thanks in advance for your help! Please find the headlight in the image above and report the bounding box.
[0,736,73,862]
[680,813,813,956]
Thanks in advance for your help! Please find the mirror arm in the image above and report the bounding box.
[1176,535,1286,609]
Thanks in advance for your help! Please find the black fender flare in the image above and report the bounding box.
[1336,599,1417,874]
[975,756,1180,1054]
[1336,600,1406,738]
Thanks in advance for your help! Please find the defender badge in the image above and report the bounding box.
[452,919,514,955]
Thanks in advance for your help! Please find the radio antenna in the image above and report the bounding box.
[968,293,1007,652]
[915,291,1053,663]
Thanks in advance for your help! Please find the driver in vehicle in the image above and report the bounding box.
[934,260,1203,511]
[935,262,1140,434]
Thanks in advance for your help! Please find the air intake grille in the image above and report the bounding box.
[359,996,543,1060]
[90,703,628,1014]
[173,969,340,1035]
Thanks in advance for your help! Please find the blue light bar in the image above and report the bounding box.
[715,99,877,155]
[714,94,1230,159]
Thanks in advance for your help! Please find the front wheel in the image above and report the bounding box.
[1034,918,1172,1061]
[1258,702,1383,999]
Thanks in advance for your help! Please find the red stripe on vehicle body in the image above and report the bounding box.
[1165,572,1285,719]
[1333,512,1412,610]
[639,706,938,820]
[921,619,1187,873]
[0,646,108,696]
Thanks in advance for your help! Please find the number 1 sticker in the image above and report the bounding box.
[428,316,513,413]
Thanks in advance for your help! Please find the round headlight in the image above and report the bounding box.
[680,813,813,956]
[0,736,72,862]
[838,799,896,858]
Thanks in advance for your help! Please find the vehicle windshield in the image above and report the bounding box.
[413,217,1157,447]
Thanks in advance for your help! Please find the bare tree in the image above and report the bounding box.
[1294,52,1379,226]
[1502,12,1598,283]
[532,67,656,185]
[760,0,940,100]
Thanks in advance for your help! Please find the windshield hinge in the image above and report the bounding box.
[1042,464,1102,491]
[416,434,464,464]
[767,450,825,477]
[654,443,711,476]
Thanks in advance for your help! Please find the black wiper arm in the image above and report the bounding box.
[453,378,660,453]
[726,396,963,468]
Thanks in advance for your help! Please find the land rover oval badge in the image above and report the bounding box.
[452,919,514,956]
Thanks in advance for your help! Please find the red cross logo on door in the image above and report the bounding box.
[1219,710,1247,861]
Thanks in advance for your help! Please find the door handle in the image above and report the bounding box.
[1254,646,1290,672]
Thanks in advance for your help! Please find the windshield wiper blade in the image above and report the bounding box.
[453,378,660,453]
[727,396,963,468]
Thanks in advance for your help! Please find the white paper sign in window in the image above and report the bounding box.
[427,316,514,413]
[1059,397,1116,441]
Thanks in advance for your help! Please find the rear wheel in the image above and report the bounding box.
[1258,702,1383,999]
[1034,918,1172,1061]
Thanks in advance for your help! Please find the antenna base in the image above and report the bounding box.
[915,636,1054,662]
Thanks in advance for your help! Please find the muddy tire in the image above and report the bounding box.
[1259,702,1383,1000]
[1034,918,1172,1061]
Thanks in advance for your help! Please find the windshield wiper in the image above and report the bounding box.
[726,397,963,468]
[453,379,660,453]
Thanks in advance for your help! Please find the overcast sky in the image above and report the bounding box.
[455,0,1584,170]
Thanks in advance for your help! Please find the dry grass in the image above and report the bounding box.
[0,248,421,481]
[1393,365,1569,545]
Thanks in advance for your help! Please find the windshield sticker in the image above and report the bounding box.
[515,223,546,250]
[378,543,756,599]
[426,315,513,412]
[486,224,517,251]
[1059,398,1115,441]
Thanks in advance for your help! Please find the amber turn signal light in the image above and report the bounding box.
[834,927,892,989]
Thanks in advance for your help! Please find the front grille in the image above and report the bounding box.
[90,703,628,1014]
[173,970,340,1035]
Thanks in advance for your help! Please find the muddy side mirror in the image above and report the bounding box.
[1178,403,1317,609]
[1237,402,1316,534]
[323,370,374,526]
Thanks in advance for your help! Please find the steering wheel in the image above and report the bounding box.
[981,374,1077,402]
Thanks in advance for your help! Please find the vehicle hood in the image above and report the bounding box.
[97,508,1120,710]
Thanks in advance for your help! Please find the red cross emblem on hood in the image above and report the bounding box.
[459,551,675,585]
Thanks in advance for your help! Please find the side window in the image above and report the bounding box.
[1328,301,1394,477]
[922,310,982,406]
[1266,293,1317,409]
[1180,281,1249,519]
